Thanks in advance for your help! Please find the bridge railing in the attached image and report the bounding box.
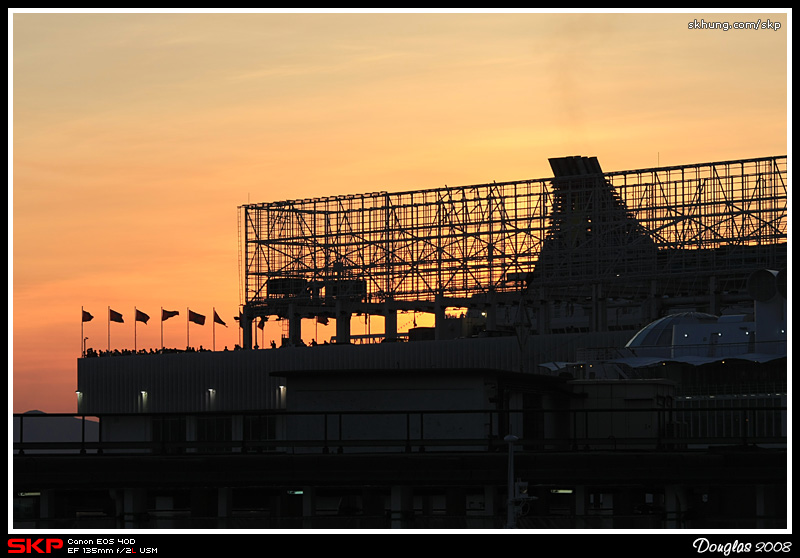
[14,404,787,456]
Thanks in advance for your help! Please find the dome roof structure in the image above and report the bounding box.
[625,312,719,348]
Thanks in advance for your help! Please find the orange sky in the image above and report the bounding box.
[10,10,789,413]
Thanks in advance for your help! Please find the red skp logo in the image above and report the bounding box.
[8,539,64,554]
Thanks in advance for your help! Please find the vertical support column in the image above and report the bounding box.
[154,495,175,529]
[302,486,316,528]
[613,487,634,528]
[336,301,351,344]
[361,488,385,528]
[38,489,56,529]
[538,290,552,334]
[591,283,607,332]
[434,295,446,341]
[646,279,662,324]
[288,304,302,346]
[241,307,253,350]
[573,485,587,529]
[755,484,766,529]
[218,487,232,528]
[446,487,466,524]
[390,486,413,528]
[482,485,497,528]
[486,293,498,332]
[664,484,685,529]
[384,306,398,342]
[122,488,147,529]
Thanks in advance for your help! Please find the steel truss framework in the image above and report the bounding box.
[240,155,787,313]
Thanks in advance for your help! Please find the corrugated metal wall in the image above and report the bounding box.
[77,332,633,414]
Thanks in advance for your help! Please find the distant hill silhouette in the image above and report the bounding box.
[14,411,99,452]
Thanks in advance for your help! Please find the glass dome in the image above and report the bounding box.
[625,312,718,348]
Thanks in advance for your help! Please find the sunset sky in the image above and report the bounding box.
[10,10,789,413]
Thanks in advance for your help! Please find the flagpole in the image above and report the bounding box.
[134,306,137,353]
[81,306,85,357]
[187,307,190,349]
[213,307,216,352]
[107,306,110,351]
[161,307,164,350]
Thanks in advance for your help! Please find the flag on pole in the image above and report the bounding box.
[188,310,206,325]
[213,310,227,327]
[108,307,123,351]
[257,317,267,330]
[81,308,93,357]
[162,309,180,321]
[160,308,179,350]
[134,308,149,352]
[135,309,150,324]
[212,308,226,351]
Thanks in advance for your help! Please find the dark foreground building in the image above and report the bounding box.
[13,155,787,529]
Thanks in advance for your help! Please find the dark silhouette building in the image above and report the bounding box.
[14,155,787,529]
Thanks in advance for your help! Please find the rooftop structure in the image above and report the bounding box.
[238,155,787,346]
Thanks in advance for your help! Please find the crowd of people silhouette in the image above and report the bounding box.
[81,339,333,357]
[82,346,238,357]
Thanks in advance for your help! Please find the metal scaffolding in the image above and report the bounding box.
[238,155,787,341]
